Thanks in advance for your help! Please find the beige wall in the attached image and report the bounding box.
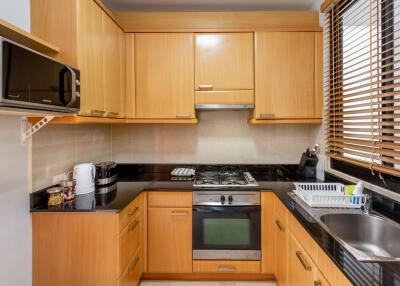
[32,125,112,191]
[112,111,321,164]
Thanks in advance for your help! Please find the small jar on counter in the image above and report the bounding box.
[59,179,76,201]
[47,187,67,207]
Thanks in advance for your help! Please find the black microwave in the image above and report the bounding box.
[0,37,80,113]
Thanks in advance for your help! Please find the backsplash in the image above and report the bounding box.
[112,111,322,164]
[32,124,112,191]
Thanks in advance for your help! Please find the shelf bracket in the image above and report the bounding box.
[21,116,55,145]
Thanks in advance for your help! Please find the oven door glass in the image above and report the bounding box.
[193,205,261,251]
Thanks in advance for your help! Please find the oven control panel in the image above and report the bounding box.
[193,191,260,206]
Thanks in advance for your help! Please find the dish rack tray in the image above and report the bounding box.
[293,183,366,208]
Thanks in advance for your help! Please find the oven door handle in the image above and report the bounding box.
[192,207,214,213]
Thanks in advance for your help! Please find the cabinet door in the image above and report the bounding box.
[274,212,288,286]
[314,270,331,286]
[288,232,315,286]
[261,192,274,273]
[195,33,254,90]
[102,13,123,118]
[135,33,195,119]
[255,32,317,119]
[148,207,192,273]
[77,0,104,116]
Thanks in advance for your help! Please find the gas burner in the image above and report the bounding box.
[193,166,259,188]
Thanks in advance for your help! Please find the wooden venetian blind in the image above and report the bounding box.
[322,0,400,177]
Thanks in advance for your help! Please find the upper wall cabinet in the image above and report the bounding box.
[252,32,323,123]
[102,12,125,118]
[194,33,254,106]
[31,0,125,118]
[135,33,195,119]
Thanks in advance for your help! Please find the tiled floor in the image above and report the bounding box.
[140,282,277,286]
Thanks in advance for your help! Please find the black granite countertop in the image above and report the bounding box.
[30,164,400,286]
[30,164,307,212]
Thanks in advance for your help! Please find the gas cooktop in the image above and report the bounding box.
[193,166,259,188]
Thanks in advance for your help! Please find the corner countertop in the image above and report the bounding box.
[30,164,400,286]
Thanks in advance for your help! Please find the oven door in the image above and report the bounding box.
[193,205,261,260]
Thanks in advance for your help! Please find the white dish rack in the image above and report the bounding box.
[293,183,366,208]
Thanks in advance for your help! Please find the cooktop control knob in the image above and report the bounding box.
[228,195,233,204]
[220,195,226,204]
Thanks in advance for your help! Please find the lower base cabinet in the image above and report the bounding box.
[119,249,142,286]
[32,193,145,286]
[273,194,353,286]
[147,192,193,273]
[288,231,316,286]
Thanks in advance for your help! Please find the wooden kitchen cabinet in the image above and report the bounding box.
[272,194,352,286]
[102,12,124,118]
[288,231,316,286]
[261,192,274,273]
[274,207,288,286]
[147,191,192,273]
[253,32,323,122]
[31,0,125,118]
[195,33,254,105]
[135,33,195,119]
[32,193,145,286]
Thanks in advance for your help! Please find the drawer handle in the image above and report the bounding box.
[91,110,106,116]
[127,207,139,218]
[106,112,120,118]
[176,113,192,118]
[171,210,189,216]
[259,113,275,118]
[218,265,236,273]
[128,256,140,273]
[128,220,139,233]
[198,84,214,91]
[314,281,322,286]
[295,251,312,271]
[275,219,285,232]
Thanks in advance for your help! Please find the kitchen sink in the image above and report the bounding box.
[320,213,400,262]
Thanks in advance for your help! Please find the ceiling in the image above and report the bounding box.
[102,0,322,12]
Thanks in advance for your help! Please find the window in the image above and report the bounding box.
[323,0,400,178]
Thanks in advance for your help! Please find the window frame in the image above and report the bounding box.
[328,0,400,188]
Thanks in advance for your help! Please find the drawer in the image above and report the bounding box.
[119,217,141,276]
[148,191,192,208]
[119,195,142,232]
[193,260,260,274]
[288,212,318,264]
[119,249,141,286]
[274,195,288,225]
[195,90,255,105]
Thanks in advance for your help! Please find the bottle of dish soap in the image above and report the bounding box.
[351,181,364,204]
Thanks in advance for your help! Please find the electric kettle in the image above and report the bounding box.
[73,163,96,195]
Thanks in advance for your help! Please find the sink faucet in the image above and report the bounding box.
[362,194,372,214]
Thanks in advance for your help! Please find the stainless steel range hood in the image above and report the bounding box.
[195,104,255,110]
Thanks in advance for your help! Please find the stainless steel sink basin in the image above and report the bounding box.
[320,213,400,262]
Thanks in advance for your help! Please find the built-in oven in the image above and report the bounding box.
[192,191,261,260]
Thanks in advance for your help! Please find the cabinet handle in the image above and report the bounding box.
[259,113,275,119]
[176,114,192,118]
[128,220,139,233]
[295,251,312,271]
[127,207,139,218]
[314,281,322,286]
[91,110,106,116]
[198,84,214,91]
[171,210,189,216]
[106,112,120,118]
[275,219,285,232]
[128,255,140,273]
[218,265,236,273]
